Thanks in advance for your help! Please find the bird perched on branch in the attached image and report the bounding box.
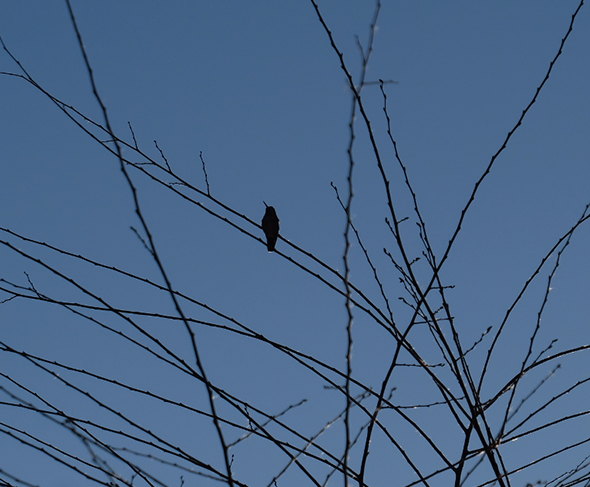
[261,202,280,252]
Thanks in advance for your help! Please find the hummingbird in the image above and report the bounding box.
[261,202,280,252]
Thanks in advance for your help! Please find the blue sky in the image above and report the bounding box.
[1,2,589,486]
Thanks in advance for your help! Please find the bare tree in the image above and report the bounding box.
[1,1,589,486]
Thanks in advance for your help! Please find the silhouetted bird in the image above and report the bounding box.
[261,203,280,252]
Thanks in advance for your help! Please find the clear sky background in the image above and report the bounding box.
[1,2,589,486]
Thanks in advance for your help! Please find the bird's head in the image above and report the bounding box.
[263,201,276,214]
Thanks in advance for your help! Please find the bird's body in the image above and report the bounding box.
[261,204,280,252]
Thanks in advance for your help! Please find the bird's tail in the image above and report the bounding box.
[267,237,277,252]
